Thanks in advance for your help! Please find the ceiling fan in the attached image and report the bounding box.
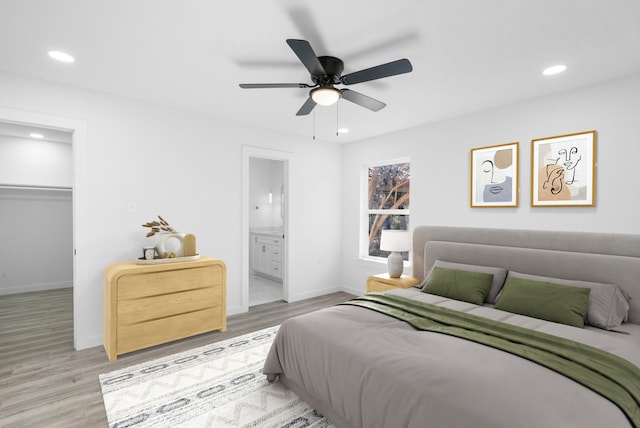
[239,39,413,116]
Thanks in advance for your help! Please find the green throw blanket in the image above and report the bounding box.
[341,293,640,427]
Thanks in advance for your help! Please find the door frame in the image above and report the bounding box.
[241,146,292,312]
[0,107,88,350]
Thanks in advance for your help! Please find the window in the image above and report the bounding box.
[363,159,410,261]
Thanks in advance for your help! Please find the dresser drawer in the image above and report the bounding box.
[117,285,223,325]
[117,265,222,300]
[117,306,223,354]
[367,281,395,292]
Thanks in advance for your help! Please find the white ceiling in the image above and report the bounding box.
[1,0,639,143]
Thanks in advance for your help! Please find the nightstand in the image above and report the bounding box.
[366,273,420,292]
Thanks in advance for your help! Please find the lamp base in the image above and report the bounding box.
[387,251,404,278]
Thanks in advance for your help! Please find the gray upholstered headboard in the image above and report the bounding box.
[412,226,640,324]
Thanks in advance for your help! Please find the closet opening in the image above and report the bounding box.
[0,122,74,354]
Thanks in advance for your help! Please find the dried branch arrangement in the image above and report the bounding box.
[142,215,179,238]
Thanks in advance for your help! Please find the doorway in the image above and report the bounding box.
[241,146,292,312]
[248,157,285,306]
[0,106,88,350]
[0,123,72,287]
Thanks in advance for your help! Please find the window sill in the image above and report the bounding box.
[358,256,411,269]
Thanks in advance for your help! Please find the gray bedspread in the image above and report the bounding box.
[263,289,640,428]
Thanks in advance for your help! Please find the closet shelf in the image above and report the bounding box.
[0,184,72,191]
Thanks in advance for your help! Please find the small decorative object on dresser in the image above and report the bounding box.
[367,273,420,292]
[183,233,197,256]
[103,256,226,361]
[143,247,156,260]
[141,215,198,262]
[154,233,185,257]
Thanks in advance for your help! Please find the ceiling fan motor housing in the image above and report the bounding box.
[313,56,344,85]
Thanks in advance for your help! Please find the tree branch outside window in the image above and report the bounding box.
[367,162,410,259]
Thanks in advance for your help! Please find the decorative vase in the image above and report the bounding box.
[387,251,404,278]
[155,233,185,258]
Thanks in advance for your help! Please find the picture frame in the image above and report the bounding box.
[531,130,596,207]
[470,142,519,208]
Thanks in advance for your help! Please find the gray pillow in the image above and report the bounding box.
[507,271,630,329]
[421,260,507,304]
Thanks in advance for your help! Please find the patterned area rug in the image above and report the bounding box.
[99,326,335,428]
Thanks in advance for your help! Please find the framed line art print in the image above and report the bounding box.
[531,130,596,207]
[470,142,519,208]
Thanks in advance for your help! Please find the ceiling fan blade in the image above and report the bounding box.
[341,58,413,85]
[287,7,328,55]
[286,39,326,76]
[239,83,311,89]
[296,97,317,116]
[340,89,386,112]
[342,32,419,62]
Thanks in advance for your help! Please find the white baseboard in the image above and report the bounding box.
[0,281,72,296]
[340,284,362,297]
[287,285,342,303]
[227,305,244,316]
[75,335,103,351]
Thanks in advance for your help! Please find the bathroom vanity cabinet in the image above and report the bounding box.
[251,232,284,279]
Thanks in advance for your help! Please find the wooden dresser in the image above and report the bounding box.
[103,256,226,361]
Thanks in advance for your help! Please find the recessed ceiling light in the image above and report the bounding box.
[338,128,349,134]
[542,65,567,76]
[48,50,75,63]
[29,133,44,139]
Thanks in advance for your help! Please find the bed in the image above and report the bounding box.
[263,226,640,428]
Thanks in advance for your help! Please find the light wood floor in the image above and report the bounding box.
[0,288,354,428]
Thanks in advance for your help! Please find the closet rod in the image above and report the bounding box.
[0,184,72,191]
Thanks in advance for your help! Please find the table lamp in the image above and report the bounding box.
[380,229,410,278]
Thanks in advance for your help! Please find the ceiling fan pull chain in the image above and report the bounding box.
[336,102,339,136]
[312,109,316,140]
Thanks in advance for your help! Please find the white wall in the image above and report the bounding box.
[0,71,343,350]
[0,135,72,187]
[340,74,640,294]
[0,188,73,294]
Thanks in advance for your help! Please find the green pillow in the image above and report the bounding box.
[421,267,493,305]
[494,276,590,328]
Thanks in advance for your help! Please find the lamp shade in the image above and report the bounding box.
[311,87,341,106]
[380,230,411,252]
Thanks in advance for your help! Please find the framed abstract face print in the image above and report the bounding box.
[470,142,519,208]
[531,131,596,207]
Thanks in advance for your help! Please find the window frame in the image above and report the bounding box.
[359,157,411,265]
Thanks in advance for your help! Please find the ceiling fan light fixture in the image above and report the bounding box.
[311,87,340,106]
